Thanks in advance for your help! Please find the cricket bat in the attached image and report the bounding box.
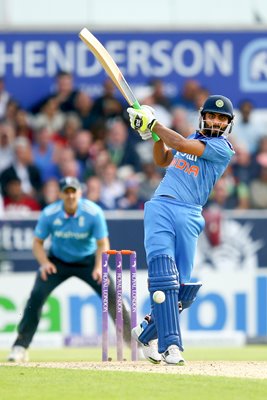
[78,28,159,142]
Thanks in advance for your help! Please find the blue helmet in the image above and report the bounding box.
[199,95,234,137]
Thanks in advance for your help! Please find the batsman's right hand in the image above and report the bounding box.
[127,105,157,133]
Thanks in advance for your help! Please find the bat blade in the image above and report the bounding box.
[79,28,159,141]
[79,28,137,106]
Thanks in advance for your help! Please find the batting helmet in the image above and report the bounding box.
[199,95,234,137]
[200,95,234,120]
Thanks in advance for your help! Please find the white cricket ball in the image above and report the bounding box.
[153,290,166,304]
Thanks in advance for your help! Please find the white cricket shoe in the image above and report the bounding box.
[132,325,161,364]
[162,345,185,365]
[7,346,29,362]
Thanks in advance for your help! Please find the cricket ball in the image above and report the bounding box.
[153,290,166,304]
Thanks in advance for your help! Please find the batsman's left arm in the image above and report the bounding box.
[127,106,205,156]
[153,122,205,156]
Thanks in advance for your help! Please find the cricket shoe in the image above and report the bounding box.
[162,345,185,365]
[132,324,161,364]
[7,345,29,362]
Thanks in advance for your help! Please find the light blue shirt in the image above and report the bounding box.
[34,198,108,262]
[154,132,235,206]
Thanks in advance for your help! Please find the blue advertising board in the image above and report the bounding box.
[1,212,267,339]
[0,30,266,109]
[0,212,266,272]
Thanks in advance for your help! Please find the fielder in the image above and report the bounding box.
[128,95,235,365]
[8,176,132,362]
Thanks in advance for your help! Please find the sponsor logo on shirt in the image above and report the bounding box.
[170,157,199,177]
[54,231,89,239]
[179,152,198,161]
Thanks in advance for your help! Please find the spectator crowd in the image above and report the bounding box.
[1,71,267,217]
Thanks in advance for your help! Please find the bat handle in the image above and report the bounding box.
[132,101,160,142]
[152,132,160,142]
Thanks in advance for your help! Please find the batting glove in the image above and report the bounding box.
[127,105,157,133]
[139,129,153,141]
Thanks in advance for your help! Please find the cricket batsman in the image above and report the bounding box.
[128,95,235,364]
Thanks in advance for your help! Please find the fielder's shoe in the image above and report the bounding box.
[7,346,29,362]
[132,324,161,364]
[162,345,185,365]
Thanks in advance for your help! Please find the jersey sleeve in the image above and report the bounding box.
[34,211,51,240]
[92,208,109,240]
[200,137,235,163]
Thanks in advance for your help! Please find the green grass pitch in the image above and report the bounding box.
[1,346,267,400]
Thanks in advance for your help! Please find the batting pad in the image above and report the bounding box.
[179,282,202,311]
[148,255,183,352]
[138,315,158,344]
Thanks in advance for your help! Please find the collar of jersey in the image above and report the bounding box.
[59,199,83,219]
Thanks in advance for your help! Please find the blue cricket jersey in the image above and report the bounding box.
[154,132,235,206]
[34,198,108,263]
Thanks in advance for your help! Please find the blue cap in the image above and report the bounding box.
[59,176,80,192]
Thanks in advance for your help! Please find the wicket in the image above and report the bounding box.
[102,250,137,362]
